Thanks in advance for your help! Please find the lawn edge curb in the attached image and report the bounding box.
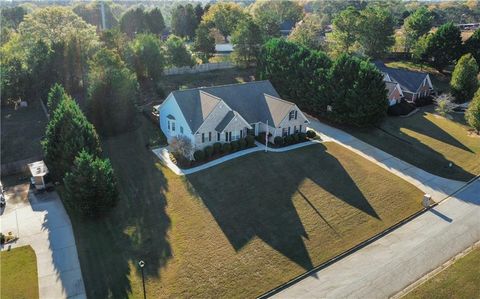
[257,176,479,299]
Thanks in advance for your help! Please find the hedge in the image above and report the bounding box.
[299,132,307,141]
[194,150,205,161]
[239,138,247,149]
[204,145,213,158]
[292,133,299,143]
[274,136,283,146]
[231,140,239,152]
[306,130,316,138]
[246,135,255,147]
[213,142,222,154]
[222,143,231,153]
[284,135,294,144]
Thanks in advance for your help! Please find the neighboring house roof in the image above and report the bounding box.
[374,61,430,93]
[170,81,296,132]
[385,81,398,98]
[215,43,234,52]
[279,20,296,31]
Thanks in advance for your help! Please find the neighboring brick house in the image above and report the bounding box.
[385,81,404,106]
[375,61,434,103]
[159,81,309,150]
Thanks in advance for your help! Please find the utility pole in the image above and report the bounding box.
[100,1,106,30]
[138,260,146,299]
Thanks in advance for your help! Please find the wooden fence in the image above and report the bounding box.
[163,62,234,76]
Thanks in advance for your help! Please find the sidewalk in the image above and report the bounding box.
[307,118,466,202]
[152,140,323,176]
[273,178,480,298]
[1,184,86,299]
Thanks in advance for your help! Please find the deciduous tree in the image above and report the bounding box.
[357,6,395,58]
[171,4,197,39]
[450,54,479,103]
[330,7,360,55]
[125,34,165,83]
[64,150,118,218]
[424,22,462,72]
[403,6,433,52]
[288,14,324,50]
[231,18,263,67]
[193,23,215,63]
[250,0,304,36]
[202,2,246,41]
[164,35,195,67]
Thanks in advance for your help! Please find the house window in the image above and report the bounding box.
[294,110,298,119]
[233,130,240,141]
[294,125,297,133]
[172,121,176,131]
[208,132,212,142]
[180,126,184,134]
[299,125,302,132]
[202,133,205,143]
[167,121,170,130]
[225,132,229,142]
[289,110,295,120]
[240,129,243,138]
[282,128,288,137]
[217,132,220,141]
[288,127,291,135]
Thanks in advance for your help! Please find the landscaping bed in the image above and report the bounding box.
[1,246,39,299]
[255,130,317,148]
[71,117,424,298]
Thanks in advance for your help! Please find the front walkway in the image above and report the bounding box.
[307,118,466,202]
[1,184,86,299]
[152,140,323,175]
[273,178,480,298]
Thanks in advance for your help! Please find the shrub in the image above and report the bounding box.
[194,150,205,161]
[239,138,247,149]
[204,145,213,158]
[246,135,255,147]
[285,135,294,144]
[257,132,267,144]
[222,142,232,153]
[292,133,299,143]
[213,142,222,154]
[306,130,316,138]
[465,88,480,134]
[231,140,239,152]
[274,136,284,146]
[299,132,307,141]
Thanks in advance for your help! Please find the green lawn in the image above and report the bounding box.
[0,246,39,299]
[347,106,480,181]
[405,247,480,299]
[70,118,423,298]
[385,60,451,94]
[1,100,47,164]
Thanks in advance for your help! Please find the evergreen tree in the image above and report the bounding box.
[330,7,361,55]
[465,88,480,134]
[145,8,166,35]
[171,4,197,39]
[164,35,195,67]
[47,83,68,112]
[231,18,263,67]
[326,54,388,126]
[193,23,215,63]
[450,54,479,103]
[64,150,118,218]
[357,6,395,58]
[87,48,138,136]
[42,96,101,179]
[465,29,480,64]
[424,22,462,72]
[194,3,204,24]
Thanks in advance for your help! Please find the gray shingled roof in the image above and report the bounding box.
[385,81,398,97]
[374,61,429,93]
[215,111,235,132]
[171,81,289,132]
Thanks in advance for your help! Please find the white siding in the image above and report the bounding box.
[159,94,194,145]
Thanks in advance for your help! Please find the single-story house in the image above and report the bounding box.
[158,81,309,151]
[375,61,434,103]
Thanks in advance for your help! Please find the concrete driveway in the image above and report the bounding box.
[272,178,480,298]
[0,183,86,299]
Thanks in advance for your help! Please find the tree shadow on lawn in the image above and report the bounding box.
[186,143,378,271]
[72,126,172,299]
[348,116,476,181]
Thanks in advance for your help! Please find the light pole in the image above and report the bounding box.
[138,260,146,299]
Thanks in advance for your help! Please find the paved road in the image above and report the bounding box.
[0,184,86,299]
[273,178,480,298]
[307,118,466,202]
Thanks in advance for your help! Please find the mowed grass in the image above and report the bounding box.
[71,119,423,298]
[1,100,47,164]
[405,247,480,299]
[347,106,480,181]
[0,245,39,299]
